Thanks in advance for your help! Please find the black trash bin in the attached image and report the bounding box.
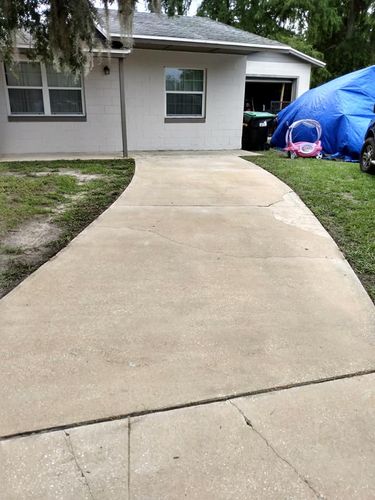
[242,111,276,151]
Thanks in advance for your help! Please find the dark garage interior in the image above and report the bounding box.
[244,78,294,113]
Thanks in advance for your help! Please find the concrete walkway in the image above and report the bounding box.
[1,152,374,498]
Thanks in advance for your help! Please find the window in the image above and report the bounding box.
[5,63,44,114]
[165,68,205,118]
[4,62,84,116]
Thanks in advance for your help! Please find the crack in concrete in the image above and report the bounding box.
[128,417,131,500]
[64,431,95,500]
[229,401,325,499]
[264,192,294,208]
[109,224,340,261]
[111,193,294,209]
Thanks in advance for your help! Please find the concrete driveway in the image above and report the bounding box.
[1,152,374,498]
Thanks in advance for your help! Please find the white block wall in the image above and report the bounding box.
[0,50,247,155]
[124,49,247,151]
[0,60,123,155]
[246,52,312,98]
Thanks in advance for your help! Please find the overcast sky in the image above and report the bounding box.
[95,1,202,15]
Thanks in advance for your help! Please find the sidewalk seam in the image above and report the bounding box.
[110,203,291,208]
[128,417,131,500]
[1,368,374,442]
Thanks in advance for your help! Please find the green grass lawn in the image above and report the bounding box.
[244,150,375,303]
[0,159,134,297]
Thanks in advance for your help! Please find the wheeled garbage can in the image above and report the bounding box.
[242,111,276,151]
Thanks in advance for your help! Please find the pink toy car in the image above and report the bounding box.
[284,119,323,159]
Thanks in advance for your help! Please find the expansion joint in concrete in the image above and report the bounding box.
[1,368,375,443]
[128,417,131,500]
[111,202,292,208]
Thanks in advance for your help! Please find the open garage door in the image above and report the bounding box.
[244,77,296,114]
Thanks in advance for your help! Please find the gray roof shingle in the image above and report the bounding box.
[101,11,286,48]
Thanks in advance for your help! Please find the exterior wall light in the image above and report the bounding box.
[103,66,110,75]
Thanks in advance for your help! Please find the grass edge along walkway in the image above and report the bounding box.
[244,151,375,303]
[0,158,135,298]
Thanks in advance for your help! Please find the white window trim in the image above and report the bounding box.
[165,68,206,119]
[3,60,85,117]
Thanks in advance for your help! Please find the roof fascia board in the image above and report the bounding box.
[287,47,325,67]
[111,33,325,67]
[94,21,109,40]
[91,48,131,56]
[13,44,130,56]
[114,33,287,50]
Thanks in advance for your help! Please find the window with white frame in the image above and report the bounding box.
[4,61,84,116]
[165,68,205,118]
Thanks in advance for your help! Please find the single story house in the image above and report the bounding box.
[0,12,325,156]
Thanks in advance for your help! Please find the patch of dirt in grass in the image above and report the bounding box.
[53,192,86,214]
[0,188,93,298]
[3,219,61,249]
[33,170,103,183]
[0,189,87,297]
[340,192,360,204]
[0,172,25,177]
[0,158,135,299]
[0,218,62,298]
[0,169,103,183]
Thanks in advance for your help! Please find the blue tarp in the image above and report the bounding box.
[271,65,375,161]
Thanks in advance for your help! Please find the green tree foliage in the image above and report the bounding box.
[198,0,375,85]
[2,0,373,81]
[197,0,235,25]
[0,0,193,71]
[161,0,192,15]
[0,0,162,72]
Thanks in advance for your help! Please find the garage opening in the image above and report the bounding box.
[244,78,295,114]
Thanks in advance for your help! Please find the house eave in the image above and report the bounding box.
[287,47,326,68]
[110,34,325,67]
[11,45,131,57]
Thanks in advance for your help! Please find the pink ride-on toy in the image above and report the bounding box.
[284,119,323,159]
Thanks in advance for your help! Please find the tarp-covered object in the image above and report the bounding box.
[271,66,375,160]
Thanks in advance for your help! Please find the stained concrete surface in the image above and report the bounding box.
[234,373,375,499]
[0,153,374,437]
[0,420,128,499]
[2,374,374,499]
[129,401,316,500]
[0,151,374,498]
[130,374,375,499]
